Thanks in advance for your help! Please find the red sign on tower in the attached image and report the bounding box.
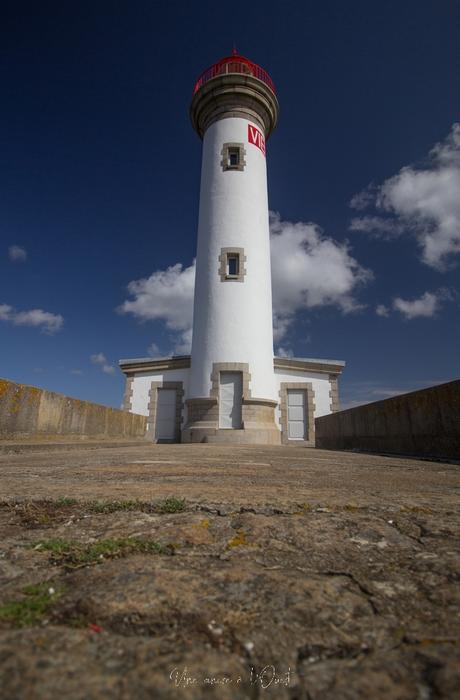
[248,124,266,156]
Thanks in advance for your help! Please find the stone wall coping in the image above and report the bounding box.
[0,377,140,415]
[243,397,278,407]
[316,377,460,420]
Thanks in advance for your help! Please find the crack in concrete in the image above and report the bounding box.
[320,570,380,615]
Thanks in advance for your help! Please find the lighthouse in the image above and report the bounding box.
[183,52,280,443]
[120,52,345,445]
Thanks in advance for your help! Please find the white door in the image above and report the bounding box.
[155,389,177,441]
[287,390,307,440]
[219,372,242,429]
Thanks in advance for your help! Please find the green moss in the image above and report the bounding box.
[157,497,186,514]
[0,581,64,628]
[33,537,170,568]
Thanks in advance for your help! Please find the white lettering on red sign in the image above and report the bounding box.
[248,124,266,156]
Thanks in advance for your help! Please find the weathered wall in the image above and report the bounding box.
[315,379,460,460]
[0,378,147,439]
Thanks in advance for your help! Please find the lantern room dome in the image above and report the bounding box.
[193,51,276,96]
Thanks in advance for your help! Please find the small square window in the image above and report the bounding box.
[227,254,239,276]
[221,143,246,172]
[228,148,240,168]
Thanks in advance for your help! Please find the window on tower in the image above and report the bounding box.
[221,143,246,171]
[218,247,246,282]
[227,253,239,276]
[228,148,240,168]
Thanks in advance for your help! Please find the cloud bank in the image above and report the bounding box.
[0,304,63,334]
[118,212,370,354]
[350,122,460,270]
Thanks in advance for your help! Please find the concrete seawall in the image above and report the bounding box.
[315,379,460,460]
[0,378,146,440]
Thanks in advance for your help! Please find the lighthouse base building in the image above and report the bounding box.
[120,355,344,446]
[120,52,345,446]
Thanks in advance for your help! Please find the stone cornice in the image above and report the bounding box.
[190,74,279,139]
[119,355,345,377]
[274,357,345,376]
[119,356,191,375]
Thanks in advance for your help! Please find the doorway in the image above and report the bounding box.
[287,389,307,440]
[219,372,243,429]
[155,388,177,442]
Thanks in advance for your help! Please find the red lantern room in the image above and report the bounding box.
[193,49,276,96]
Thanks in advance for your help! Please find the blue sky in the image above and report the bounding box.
[1,0,459,409]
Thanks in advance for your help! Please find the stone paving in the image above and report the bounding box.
[0,443,459,698]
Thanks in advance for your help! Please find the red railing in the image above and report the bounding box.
[193,55,276,95]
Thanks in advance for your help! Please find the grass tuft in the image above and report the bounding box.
[156,497,186,514]
[54,497,78,507]
[0,581,64,628]
[33,537,171,568]
[86,500,141,514]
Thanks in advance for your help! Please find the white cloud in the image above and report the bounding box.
[375,304,390,317]
[392,291,442,319]
[349,187,377,211]
[118,263,195,330]
[8,245,27,262]
[71,369,83,376]
[350,122,460,270]
[91,352,115,375]
[119,213,371,351]
[172,327,193,355]
[275,346,294,358]
[375,289,454,319]
[0,304,63,333]
[147,342,162,358]
[13,309,63,333]
[350,216,406,238]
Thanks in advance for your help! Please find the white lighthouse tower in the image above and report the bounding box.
[120,52,345,446]
[183,51,280,443]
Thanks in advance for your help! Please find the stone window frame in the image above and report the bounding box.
[220,142,246,172]
[218,247,247,282]
[329,374,340,412]
[146,381,184,443]
[279,382,316,447]
[122,377,134,412]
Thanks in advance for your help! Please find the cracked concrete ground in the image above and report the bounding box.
[0,443,459,698]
